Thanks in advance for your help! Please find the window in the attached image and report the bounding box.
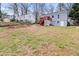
[52,16,54,18]
[57,21,59,23]
[58,15,59,19]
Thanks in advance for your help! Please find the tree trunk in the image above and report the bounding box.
[12,3,19,22]
[0,3,2,21]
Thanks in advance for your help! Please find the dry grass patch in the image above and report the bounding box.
[0,25,79,55]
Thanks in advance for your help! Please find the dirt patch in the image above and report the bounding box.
[32,43,77,56]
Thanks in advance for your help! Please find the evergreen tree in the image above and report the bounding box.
[69,3,79,21]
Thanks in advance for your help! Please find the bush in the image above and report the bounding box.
[11,19,15,22]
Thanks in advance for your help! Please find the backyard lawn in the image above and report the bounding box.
[0,24,79,55]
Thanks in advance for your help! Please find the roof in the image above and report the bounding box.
[54,10,67,13]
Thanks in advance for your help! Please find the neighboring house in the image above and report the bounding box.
[16,14,35,23]
[39,4,71,26]
[2,15,13,19]
[2,15,13,22]
[51,10,68,26]
[1,13,35,23]
[39,10,69,26]
[3,18,10,22]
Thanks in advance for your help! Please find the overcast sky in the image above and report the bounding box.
[1,3,58,15]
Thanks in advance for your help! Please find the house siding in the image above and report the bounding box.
[51,11,68,26]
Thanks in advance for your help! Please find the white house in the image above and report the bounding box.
[43,4,71,26]
[3,18,10,22]
[16,14,35,23]
[51,10,68,26]
[43,10,69,26]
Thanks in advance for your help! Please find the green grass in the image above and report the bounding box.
[0,28,6,32]
[0,25,79,55]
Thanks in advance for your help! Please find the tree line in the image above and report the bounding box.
[69,3,79,25]
[0,3,73,23]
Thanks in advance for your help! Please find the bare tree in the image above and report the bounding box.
[38,3,46,15]
[32,3,39,23]
[65,3,73,15]
[9,3,31,22]
[32,3,46,23]
[57,3,65,11]
[49,4,54,14]
[47,4,54,14]
[12,3,19,21]
[65,3,73,11]
[0,3,2,21]
[20,3,29,15]
[57,3,73,12]
[6,3,19,21]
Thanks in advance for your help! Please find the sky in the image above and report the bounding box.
[1,3,13,15]
[1,3,58,15]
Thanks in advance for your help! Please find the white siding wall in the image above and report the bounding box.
[16,14,35,23]
[60,20,67,26]
[51,11,68,26]
[59,13,67,21]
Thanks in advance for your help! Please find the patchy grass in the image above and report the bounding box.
[0,25,79,55]
[0,28,6,32]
